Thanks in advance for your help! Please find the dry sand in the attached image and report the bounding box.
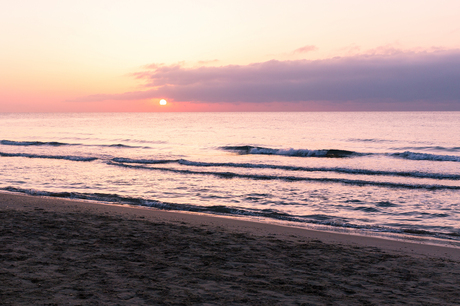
[1,192,459,305]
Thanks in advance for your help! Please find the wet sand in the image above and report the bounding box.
[1,192,459,305]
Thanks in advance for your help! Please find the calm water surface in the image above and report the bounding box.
[1,112,459,246]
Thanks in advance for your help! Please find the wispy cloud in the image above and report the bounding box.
[197,59,220,65]
[292,45,318,54]
[69,49,460,108]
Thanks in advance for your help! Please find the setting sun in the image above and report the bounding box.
[159,99,167,105]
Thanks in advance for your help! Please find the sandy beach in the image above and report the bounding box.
[1,192,459,305]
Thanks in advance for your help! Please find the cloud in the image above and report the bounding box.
[292,45,318,54]
[69,49,460,107]
[198,59,220,65]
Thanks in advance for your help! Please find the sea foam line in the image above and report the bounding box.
[2,186,459,240]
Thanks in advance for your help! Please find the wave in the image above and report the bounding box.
[0,139,147,149]
[108,161,460,190]
[391,146,460,153]
[99,143,149,148]
[107,144,136,148]
[4,140,459,163]
[0,152,97,162]
[391,151,460,162]
[3,151,458,180]
[348,138,395,143]
[221,146,359,158]
[3,186,458,241]
[112,157,178,164]
[0,140,69,146]
[0,153,174,164]
[177,159,460,180]
[221,145,460,162]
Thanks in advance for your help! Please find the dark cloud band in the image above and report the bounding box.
[69,50,460,107]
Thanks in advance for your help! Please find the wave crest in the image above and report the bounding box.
[0,152,97,162]
[221,145,357,158]
[1,140,68,146]
[391,151,460,162]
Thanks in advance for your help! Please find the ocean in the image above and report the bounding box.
[1,112,459,246]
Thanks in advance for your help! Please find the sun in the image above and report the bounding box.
[159,99,167,105]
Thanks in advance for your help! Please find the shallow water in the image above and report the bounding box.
[1,112,459,246]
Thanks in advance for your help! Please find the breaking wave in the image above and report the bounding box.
[221,145,460,162]
[221,146,358,157]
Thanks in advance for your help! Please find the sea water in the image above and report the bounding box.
[1,112,459,246]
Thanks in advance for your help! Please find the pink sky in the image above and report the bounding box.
[1,1,460,112]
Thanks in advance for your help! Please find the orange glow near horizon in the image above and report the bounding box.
[2,1,460,112]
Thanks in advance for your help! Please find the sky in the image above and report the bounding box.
[1,0,460,112]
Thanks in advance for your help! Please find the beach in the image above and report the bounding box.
[1,192,459,305]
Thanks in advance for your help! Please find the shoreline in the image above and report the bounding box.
[1,191,459,261]
[2,192,460,304]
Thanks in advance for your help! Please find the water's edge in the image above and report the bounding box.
[3,189,459,249]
